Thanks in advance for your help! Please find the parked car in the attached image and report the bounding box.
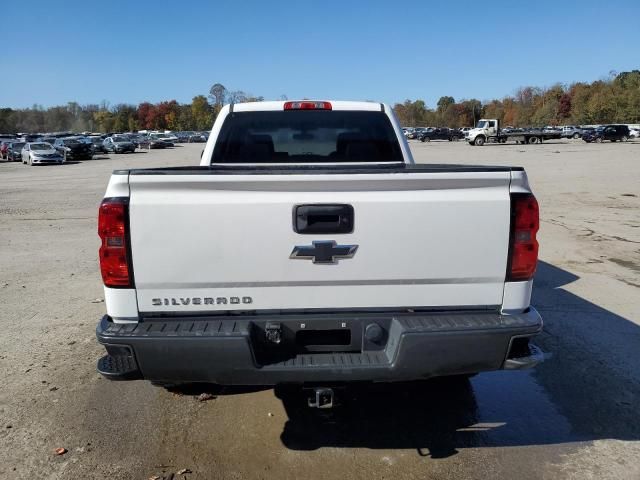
[52,138,93,160]
[90,136,108,153]
[175,132,192,143]
[418,127,462,142]
[403,127,418,139]
[125,134,143,148]
[21,142,65,165]
[104,135,136,154]
[149,132,178,145]
[188,133,207,143]
[413,127,429,138]
[0,140,12,160]
[137,135,169,149]
[1,137,21,159]
[6,142,26,162]
[402,127,414,138]
[561,126,583,139]
[582,125,630,143]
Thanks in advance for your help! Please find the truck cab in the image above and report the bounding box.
[466,118,499,146]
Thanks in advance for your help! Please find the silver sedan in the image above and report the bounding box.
[21,142,65,165]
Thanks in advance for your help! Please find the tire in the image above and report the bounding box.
[500,138,507,143]
[423,137,430,142]
[468,142,474,146]
[573,133,580,139]
[621,136,628,142]
[528,136,540,144]
[28,155,33,166]
[595,137,603,143]
[474,136,485,146]
[420,137,425,143]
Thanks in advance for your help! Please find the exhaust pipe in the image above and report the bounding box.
[503,336,546,370]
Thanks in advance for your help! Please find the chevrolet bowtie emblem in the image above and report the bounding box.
[290,241,358,264]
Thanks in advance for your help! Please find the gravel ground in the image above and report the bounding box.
[0,140,638,479]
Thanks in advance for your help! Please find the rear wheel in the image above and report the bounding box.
[595,137,603,143]
[528,136,540,144]
[474,136,485,146]
[423,137,430,142]
[573,133,580,139]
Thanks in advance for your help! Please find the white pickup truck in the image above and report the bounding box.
[96,100,543,398]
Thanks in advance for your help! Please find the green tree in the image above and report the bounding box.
[93,110,114,132]
[191,95,213,130]
[436,96,455,113]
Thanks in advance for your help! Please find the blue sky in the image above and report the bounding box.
[1,0,638,109]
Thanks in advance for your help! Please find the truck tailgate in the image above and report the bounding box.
[128,170,512,312]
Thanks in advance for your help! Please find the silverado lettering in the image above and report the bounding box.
[152,297,253,306]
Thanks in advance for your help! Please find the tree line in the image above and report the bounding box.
[0,71,638,133]
[393,70,640,128]
[0,83,264,134]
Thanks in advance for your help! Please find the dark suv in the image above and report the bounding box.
[53,138,93,160]
[582,125,630,143]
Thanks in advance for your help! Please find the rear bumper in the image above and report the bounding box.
[96,308,543,385]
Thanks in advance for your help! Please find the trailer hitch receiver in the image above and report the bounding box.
[308,387,335,409]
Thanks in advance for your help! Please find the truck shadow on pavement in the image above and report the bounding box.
[273,261,640,456]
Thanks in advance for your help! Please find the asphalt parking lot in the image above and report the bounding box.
[1,140,639,479]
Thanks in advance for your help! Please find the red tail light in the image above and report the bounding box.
[507,194,539,281]
[98,198,133,288]
[284,101,332,110]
